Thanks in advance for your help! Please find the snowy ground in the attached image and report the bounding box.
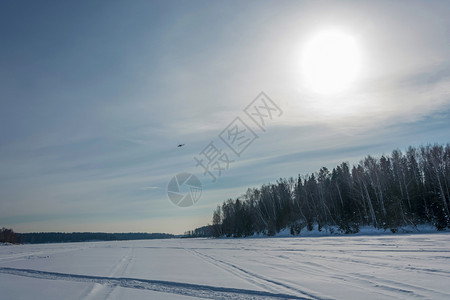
[1,233,449,299]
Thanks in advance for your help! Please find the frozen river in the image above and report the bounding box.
[1,233,449,299]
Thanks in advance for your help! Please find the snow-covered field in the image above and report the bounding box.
[1,233,449,299]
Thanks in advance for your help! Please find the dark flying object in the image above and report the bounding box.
[177,144,185,147]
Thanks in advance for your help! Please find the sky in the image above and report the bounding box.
[1,0,449,234]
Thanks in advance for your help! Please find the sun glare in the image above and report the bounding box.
[302,30,361,94]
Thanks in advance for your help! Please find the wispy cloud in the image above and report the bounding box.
[1,0,449,234]
[141,186,160,190]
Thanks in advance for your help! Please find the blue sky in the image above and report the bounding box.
[1,0,449,234]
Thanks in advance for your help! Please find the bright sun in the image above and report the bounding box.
[302,30,361,94]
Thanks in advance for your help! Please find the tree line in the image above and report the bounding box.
[0,228,21,244]
[201,144,450,238]
[6,232,173,244]
[184,225,213,238]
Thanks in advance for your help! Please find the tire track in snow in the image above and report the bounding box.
[0,267,309,300]
[187,249,328,300]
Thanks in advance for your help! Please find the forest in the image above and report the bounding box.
[195,144,450,238]
[0,228,21,244]
[1,231,174,244]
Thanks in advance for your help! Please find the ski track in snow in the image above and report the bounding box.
[0,245,88,264]
[0,267,307,300]
[269,251,445,299]
[82,247,135,300]
[291,248,450,298]
[1,233,449,299]
[186,248,326,300]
